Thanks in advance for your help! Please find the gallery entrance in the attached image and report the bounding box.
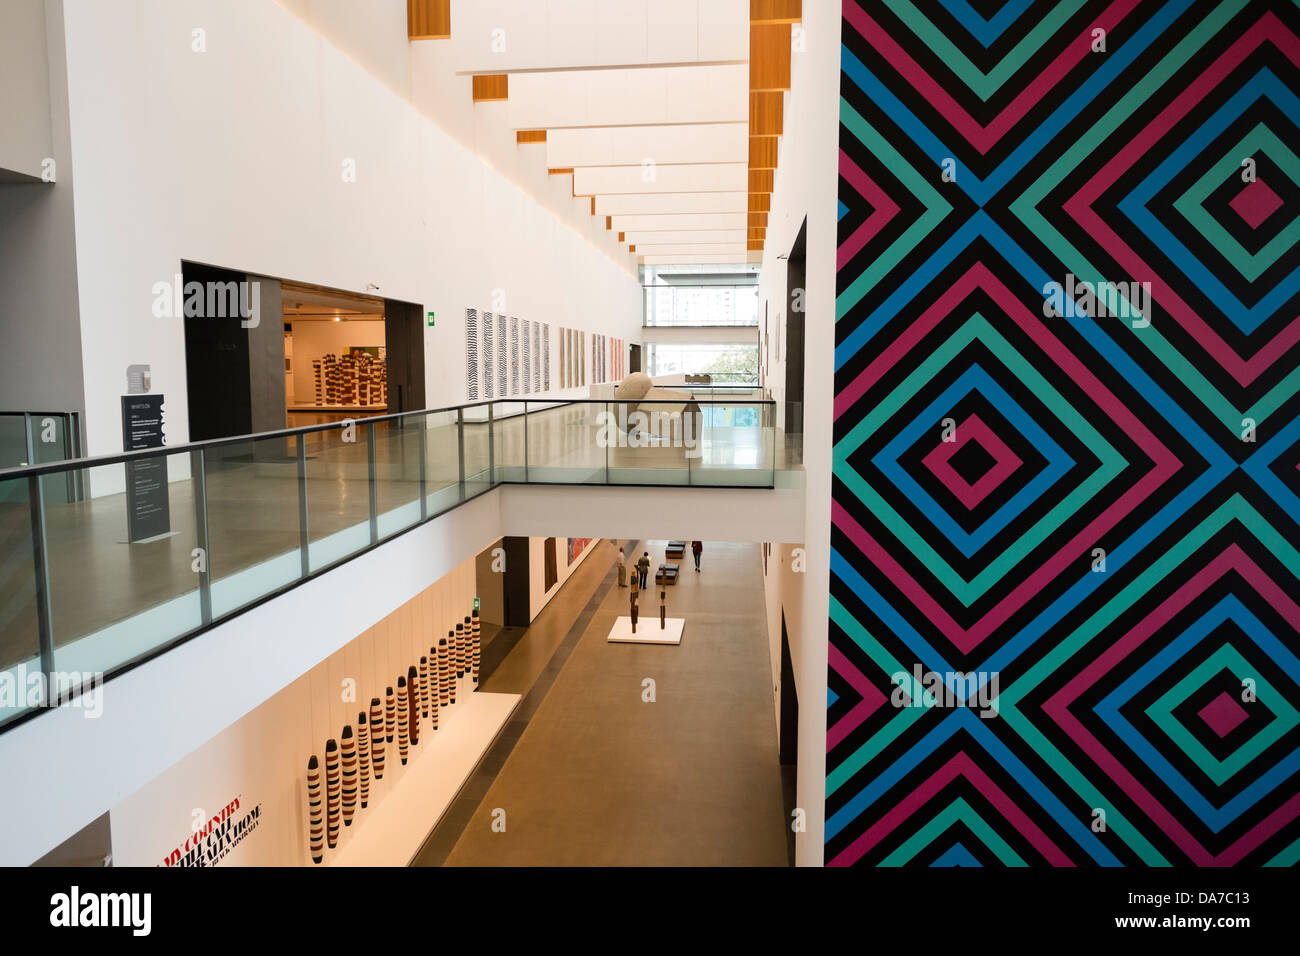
[182,269,427,443]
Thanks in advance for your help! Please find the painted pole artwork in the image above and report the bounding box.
[460,617,470,682]
[660,589,666,629]
[385,686,396,743]
[471,608,481,686]
[325,738,341,849]
[307,754,323,864]
[397,675,410,766]
[440,634,451,707]
[454,622,465,702]
[357,710,371,809]
[341,724,357,827]
[430,645,440,730]
[369,697,386,779]
[419,655,430,719]
[407,665,420,747]
[630,590,638,633]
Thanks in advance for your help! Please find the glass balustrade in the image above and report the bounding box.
[0,397,783,730]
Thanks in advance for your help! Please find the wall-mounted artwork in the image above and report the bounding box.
[533,321,541,392]
[465,309,479,401]
[482,312,494,399]
[544,536,558,590]
[559,327,567,389]
[567,537,591,564]
[496,313,507,398]
[509,316,520,395]
[522,319,531,395]
[543,323,551,391]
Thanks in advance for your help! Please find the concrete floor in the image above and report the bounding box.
[425,538,788,867]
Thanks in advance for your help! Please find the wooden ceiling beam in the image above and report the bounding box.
[407,0,451,39]
[471,74,508,102]
[750,0,802,25]
[749,24,791,92]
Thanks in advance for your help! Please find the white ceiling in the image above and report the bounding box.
[433,0,762,264]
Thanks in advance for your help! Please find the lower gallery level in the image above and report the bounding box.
[42,536,797,868]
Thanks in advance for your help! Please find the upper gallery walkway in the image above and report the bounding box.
[0,394,802,730]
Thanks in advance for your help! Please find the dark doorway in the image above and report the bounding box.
[384,298,426,413]
[779,608,799,866]
[183,262,254,441]
[784,220,806,442]
[629,343,642,375]
[500,536,532,627]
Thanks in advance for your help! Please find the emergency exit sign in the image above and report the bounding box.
[427,311,435,326]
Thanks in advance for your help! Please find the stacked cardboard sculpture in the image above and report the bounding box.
[303,599,484,863]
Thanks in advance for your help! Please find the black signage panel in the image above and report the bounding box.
[121,395,170,542]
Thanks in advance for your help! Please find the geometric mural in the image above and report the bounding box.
[831,0,1300,865]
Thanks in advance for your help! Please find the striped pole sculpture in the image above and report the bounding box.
[471,609,481,686]
[462,621,473,686]
[369,697,385,780]
[660,589,666,629]
[357,711,371,809]
[452,624,463,703]
[325,737,341,849]
[430,645,440,731]
[438,636,450,708]
[407,665,420,747]
[385,686,396,743]
[630,590,638,633]
[307,754,323,864]
[340,724,357,827]
[419,656,430,719]
[397,675,410,765]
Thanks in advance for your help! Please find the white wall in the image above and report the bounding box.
[0,0,53,181]
[756,2,840,867]
[0,0,87,421]
[61,0,641,465]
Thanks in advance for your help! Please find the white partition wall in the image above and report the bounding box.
[60,0,641,460]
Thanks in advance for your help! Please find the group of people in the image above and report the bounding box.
[616,540,703,589]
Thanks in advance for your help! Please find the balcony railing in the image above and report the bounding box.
[0,397,784,731]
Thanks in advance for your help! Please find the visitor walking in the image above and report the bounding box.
[617,545,627,587]
[637,551,651,590]
[691,540,703,571]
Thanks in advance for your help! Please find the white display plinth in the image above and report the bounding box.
[607,616,685,645]
[327,690,519,866]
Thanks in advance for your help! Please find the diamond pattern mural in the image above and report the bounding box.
[831,0,1300,866]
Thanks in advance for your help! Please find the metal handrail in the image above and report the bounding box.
[0,397,773,481]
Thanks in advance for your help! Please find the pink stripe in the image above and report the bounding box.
[843,0,1139,154]
[834,263,1180,653]
[837,149,901,270]
[1044,544,1300,863]
[828,752,1073,866]
[827,643,888,751]
[1063,13,1300,387]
